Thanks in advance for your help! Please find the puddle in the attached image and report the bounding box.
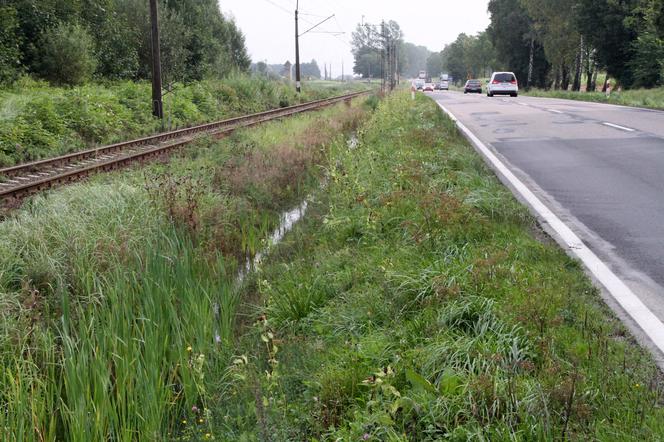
[237,199,309,284]
[213,133,356,344]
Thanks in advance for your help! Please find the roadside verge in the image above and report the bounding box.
[216,91,664,439]
[436,101,664,366]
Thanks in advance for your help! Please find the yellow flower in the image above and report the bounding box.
[204,434,212,440]
[198,418,204,424]
[181,419,187,424]
[186,346,193,352]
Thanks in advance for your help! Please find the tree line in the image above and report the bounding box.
[351,0,662,90]
[0,0,251,86]
[433,0,663,90]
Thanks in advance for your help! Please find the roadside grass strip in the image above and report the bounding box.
[524,87,664,111]
[219,91,664,440]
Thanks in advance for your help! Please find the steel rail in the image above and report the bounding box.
[0,91,369,202]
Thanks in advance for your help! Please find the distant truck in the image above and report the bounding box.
[440,74,449,81]
[418,70,427,80]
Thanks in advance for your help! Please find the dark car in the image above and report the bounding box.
[464,79,482,94]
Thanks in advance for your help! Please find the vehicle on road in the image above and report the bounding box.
[464,79,482,94]
[413,79,425,90]
[418,70,427,80]
[440,80,449,90]
[487,72,518,97]
[423,83,434,92]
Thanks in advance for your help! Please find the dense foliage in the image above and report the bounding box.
[373,0,663,90]
[0,0,251,86]
[483,0,663,89]
[351,21,407,79]
[0,76,363,167]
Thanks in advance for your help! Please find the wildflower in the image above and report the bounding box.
[187,346,193,352]
[198,418,204,424]
[204,434,213,440]
[363,434,370,440]
[181,419,187,424]
[192,405,199,413]
[635,383,641,388]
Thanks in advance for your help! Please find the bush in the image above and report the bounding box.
[0,7,21,85]
[630,31,664,88]
[38,23,97,86]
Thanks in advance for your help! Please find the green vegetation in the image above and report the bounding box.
[525,86,664,110]
[215,91,664,440]
[0,98,370,440]
[0,0,250,86]
[418,0,664,91]
[0,76,366,167]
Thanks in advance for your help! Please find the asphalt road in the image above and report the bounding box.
[430,90,664,345]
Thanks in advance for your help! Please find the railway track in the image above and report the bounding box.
[0,90,369,203]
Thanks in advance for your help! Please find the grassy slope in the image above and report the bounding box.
[218,91,664,440]
[0,76,367,167]
[0,99,370,441]
[523,86,664,110]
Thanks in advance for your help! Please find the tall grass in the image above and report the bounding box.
[216,91,664,440]
[0,75,368,167]
[0,98,370,439]
[525,86,664,110]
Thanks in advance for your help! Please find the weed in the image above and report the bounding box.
[217,91,664,440]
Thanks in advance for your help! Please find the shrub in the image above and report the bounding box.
[38,23,97,86]
[0,6,21,85]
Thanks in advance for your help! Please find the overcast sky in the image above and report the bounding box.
[219,0,491,77]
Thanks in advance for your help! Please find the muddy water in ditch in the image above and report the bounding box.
[213,135,359,343]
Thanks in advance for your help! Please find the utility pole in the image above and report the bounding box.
[295,0,301,93]
[381,21,386,93]
[295,2,335,92]
[395,42,399,86]
[149,0,163,119]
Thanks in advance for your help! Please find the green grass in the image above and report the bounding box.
[0,75,368,167]
[214,91,664,440]
[0,98,371,440]
[524,86,664,110]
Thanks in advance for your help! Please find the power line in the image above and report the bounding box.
[260,0,291,15]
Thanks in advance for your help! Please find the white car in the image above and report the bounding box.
[487,72,518,97]
[440,80,449,90]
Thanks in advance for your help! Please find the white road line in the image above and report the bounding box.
[548,109,564,114]
[518,102,529,106]
[602,122,636,132]
[437,101,664,357]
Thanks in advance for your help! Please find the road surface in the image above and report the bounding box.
[430,90,664,358]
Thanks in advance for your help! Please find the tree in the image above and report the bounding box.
[575,0,639,87]
[38,22,97,85]
[301,59,321,79]
[441,34,470,81]
[521,0,581,89]
[627,0,664,87]
[402,43,431,78]
[351,20,406,78]
[351,23,382,78]
[3,0,252,84]
[487,0,549,87]
[426,52,443,77]
[0,6,22,84]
